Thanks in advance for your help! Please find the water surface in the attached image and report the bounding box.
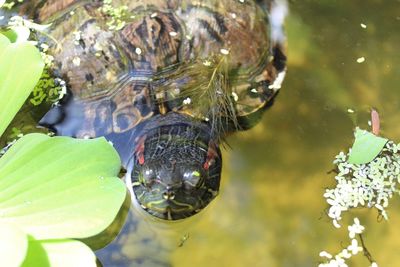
[169,1,400,266]
[3,1,400,266]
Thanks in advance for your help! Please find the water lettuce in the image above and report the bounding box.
[0,27,126,266]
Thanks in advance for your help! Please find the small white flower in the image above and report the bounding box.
[333,219,341,228]
[347,239,362,255]
[348,217,365,238]
[319,251,333,259]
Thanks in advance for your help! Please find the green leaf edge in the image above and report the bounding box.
[22,237,97,267]
[348,128,388,164]
[0,222,28,267]
[0,33,45,136]
[0,23,126,267]
[0,133,126,239]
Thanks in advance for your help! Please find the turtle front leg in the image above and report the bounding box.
[234,0,287,131]
[234,43,287,130]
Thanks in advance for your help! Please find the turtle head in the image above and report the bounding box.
[127,113,222,220]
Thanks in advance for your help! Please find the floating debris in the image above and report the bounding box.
[72,57,81,66]
[357,57,366,63]
[232,92,239,102]
[203,60,212,66]
[220,48,230,55]
[135,47,142,55]
[360,23,367,29]
[73,31,82,45]
[40,43,49,52]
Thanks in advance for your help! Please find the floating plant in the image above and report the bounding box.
[319,110,400,267]
[0,25,126,266]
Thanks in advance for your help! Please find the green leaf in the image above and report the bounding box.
[0,133,126,240]
[1,27,31,43]
[22,237,96,267]
[348,128,388,164]
[0,222,28,267]
[0,33,44,136]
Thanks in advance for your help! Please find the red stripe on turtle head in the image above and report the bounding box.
[135,135,146,165]
[203,141,219,170]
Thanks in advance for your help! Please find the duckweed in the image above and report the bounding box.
[325,140,400,227]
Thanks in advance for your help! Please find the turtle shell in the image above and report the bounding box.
[25,0,287,223]
[33,0,286,165]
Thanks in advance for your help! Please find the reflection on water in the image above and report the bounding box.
[3,0,400,266]
[170,1,400,266]
[94,1,400,266]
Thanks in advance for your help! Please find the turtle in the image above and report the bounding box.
[22,0,287,221]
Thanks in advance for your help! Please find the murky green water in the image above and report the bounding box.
[168,1,400,266]
[3,0,400,266]
[96,1,400,266]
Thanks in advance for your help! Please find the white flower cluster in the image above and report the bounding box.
[319,218,378,267]
[324,141,400,227]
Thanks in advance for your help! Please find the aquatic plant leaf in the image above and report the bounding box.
[1,26,31,43]
[22,237,96,267]
[0,33,44,137]
[348,128,388,164]
[0,133,126,240]
[0,222,28,267]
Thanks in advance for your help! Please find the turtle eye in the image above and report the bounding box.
[183,170,203,190]
[141,166,156,187]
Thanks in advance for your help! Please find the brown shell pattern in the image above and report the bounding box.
[31,0,286,139]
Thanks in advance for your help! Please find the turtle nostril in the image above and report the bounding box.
[163,190,175,200]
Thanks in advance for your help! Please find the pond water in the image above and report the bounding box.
[3,0,400,266]
[97,1,400,266]
[164,1,400,266]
